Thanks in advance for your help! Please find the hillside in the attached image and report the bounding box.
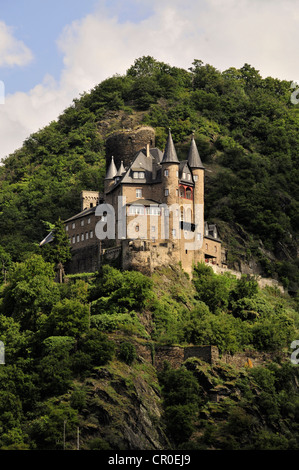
[0,260,298,450]
[0,56,299,451]
[0,56,298,291]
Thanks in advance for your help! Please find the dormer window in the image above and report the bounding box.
[133,171,145,179]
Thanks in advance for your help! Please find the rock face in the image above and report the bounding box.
[105,126,156,170]
[78,360,169,450]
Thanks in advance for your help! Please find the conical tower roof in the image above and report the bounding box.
[105,156,117,179]
[116,160,125,177]
[161,129,180,164]
[188,135,204,169]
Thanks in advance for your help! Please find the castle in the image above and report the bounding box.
[42,127,226,276]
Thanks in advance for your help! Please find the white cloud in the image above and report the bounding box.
[1,0,299,161]
[0,21,33,67]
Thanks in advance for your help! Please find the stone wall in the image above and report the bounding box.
[66,244,100,274]
[105,126,156,169]
[220,349,286,368]
[208,263,284,293]
[134,341,284,371]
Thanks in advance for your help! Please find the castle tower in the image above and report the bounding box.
[161,130,180,240]
[105,126,155,169]
[188,135,205,242]
[104,156,117,193]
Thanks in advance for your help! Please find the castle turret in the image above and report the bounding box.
[115,161,125,183]
[188,135,205,241]
[104,156,117,193]
[161,130,180,240]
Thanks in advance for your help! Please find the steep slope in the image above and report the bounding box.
[0,56,298,289]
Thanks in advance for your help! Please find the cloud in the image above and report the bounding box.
[1,0,299,161]
[0,21,33,67]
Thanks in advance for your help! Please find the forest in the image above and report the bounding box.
[0,56,298,450]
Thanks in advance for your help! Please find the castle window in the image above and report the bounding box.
[72,223,76,229]
[65,225,68,231]
[151,226,156,232]
[133,171,145,179]
[197,233,201,241]
[72,236,76,244]
[77,235,80,242]
[172,229,177,238]
[164,169,169,177]
[135,225,139,232]
[136,188,142,198]
[183,172,186,179]
[186,188,192,200]
[179,187,184,198]
[90,231,93,238]
[176,171,179,177]
[164,189,169,196]
[205,243,208,250]
[81,220,84,226]
[88,218,91,224]
[86,232,89,240]
[90,203,94,207]
[81,233,84,241]
[214,246,217,253]
[194,175,198,181]
[187,173,191,181]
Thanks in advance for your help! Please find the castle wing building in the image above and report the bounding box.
[41,127,225,275]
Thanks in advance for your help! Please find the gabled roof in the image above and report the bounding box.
[64,206,96,223]
[179,160,194,184]
[161,130,180,164]
[39,231,54,247]
[105,156,117,179]
[188,135,204,169]
[120,150,155,185]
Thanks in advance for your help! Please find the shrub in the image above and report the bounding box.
[118,341,137,365]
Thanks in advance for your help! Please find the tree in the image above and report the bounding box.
[48,298,89,338]
[41,218,71,283]
[0,255,60,331]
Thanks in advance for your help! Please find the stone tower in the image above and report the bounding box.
[161,130,180,241]
[105,126,155,170]
[188,135,205,246]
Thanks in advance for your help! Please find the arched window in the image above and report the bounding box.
[186,188,192,200]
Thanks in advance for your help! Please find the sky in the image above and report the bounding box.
[0,0,299,161]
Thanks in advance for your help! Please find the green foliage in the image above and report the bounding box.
[41,218,71,266]
[0,254,60,330]
[118,341,137,365]
[193,263,231,314]
[158,366,201,444]
[47,298,89,337]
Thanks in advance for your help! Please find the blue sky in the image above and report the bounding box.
[0,0,299,161]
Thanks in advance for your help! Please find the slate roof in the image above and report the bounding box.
[64,206,96,223]
[188,135,205,169]
[161,130,180,164]
[105,156,117,179]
